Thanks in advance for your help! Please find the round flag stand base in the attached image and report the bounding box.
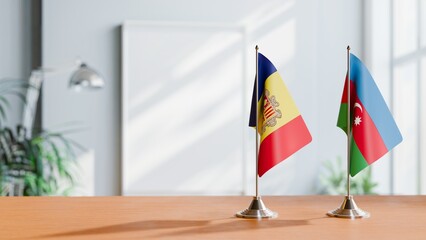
[327,195,370,219]
[236,196,277,219]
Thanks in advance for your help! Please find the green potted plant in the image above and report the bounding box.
[319,156,378,195]
[0,79,80,196]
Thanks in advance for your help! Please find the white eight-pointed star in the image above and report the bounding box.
[354,116,362,126]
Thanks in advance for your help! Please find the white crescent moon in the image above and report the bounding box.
[354,102,363,112]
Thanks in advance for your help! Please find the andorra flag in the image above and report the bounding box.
[249,53,312,177]
[337,53,402,176]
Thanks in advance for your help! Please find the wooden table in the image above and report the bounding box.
[1,196,425,239]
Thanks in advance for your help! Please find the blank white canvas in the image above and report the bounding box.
[121,22,246,195]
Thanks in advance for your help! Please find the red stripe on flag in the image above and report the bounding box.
[265,110,274,119]
[258,115,312,177]
[352,96,388,164]
[264,107,273,116]
[341,75,356,104]
[264,107,273,114]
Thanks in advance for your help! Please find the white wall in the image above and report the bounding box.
[0,0,31,127]
[365,0,426,195]
[364,0,393,194]
[43,0,363,195]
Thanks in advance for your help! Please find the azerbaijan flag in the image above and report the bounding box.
[337,53,402,177]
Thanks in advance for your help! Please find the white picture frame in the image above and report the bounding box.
[121,21,248,195]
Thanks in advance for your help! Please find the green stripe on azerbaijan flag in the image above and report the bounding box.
[337,103,348,133]
[350,140,369,176]
[338,102,369,176]
[337,103,368,177]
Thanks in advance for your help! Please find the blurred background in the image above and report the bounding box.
[0,0,424,196]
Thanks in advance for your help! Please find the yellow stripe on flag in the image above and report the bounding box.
[257,72,300,142]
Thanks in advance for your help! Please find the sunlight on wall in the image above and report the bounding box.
[393,62,418,194]
[242,0,294,31]
[173,31,244,79]
[119,0,364,196]
[257,19,295,68]
[365,0,426,195]
[393,0,418,58]
[123,7,298,195]
[41,0,365,196]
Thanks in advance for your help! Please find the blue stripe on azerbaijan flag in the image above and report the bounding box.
[337,53,403,176]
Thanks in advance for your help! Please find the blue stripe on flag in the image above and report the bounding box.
[350,53,403,150]
[257,53,277,101]
[249,53,277,126]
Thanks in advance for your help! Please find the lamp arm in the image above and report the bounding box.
[34,59,82,76]
[21,59,103,136]
[21,59,82,137]
[21,72,43,137]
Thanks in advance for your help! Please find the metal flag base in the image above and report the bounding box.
[236,196,278,219]
[327,195,370,219]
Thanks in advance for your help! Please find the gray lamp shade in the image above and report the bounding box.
[69,63,104,90]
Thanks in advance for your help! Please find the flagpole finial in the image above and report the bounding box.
[255,45,259,51]
[347,45,351,51]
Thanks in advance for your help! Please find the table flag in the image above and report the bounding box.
[337,53,402,176]
[249,53,312,177]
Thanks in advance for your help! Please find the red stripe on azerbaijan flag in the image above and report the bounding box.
[258,115,312,177]
[352,96,388,164]
[340,75,355,106]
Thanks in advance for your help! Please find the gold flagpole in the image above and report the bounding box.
[236,45,277,219]
[327,46,369,219]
